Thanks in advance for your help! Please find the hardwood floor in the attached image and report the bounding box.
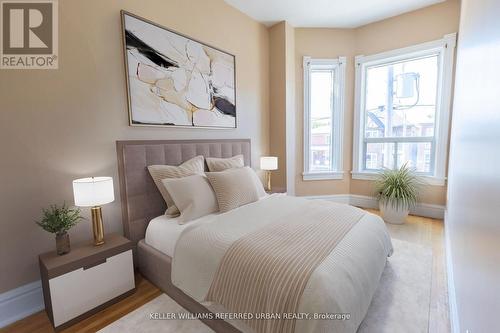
[1,212,449,333]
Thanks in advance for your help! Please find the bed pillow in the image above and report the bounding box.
[162,175,218,224]
[206,154,244,172]
[248,168,267,198]
[206,167,262,213]
[148,156,205,216]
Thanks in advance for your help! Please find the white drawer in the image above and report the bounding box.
[49,250,135,327]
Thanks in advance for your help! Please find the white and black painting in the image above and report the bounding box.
[121,11,236,128]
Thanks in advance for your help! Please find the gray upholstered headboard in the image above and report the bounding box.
[116,139,251,245]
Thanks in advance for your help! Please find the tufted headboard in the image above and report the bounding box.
[116,139,251,245]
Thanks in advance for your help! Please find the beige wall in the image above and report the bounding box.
[354,0,460,55]
[293,0,460,205]
[0,0,269,293]
[269,23,287,190]
[269,21,295,192]
[284,23,296,194]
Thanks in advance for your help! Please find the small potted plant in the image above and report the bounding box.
[36,203,83,255]
[375,163,421,224]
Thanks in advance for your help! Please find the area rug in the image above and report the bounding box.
[99,238,432,333]
[358,238,432,333]
[98,293,214,333]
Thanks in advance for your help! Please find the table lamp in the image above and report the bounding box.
[72,177,114,246]
[260,156,278,192]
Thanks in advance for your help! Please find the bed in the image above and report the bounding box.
[116,139,393,333]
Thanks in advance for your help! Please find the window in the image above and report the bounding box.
[352,34,456,185]
[303,57,346,180]
[366,153,378,169]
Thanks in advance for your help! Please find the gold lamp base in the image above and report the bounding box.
[265,170,272,192]
[91,206,105,246]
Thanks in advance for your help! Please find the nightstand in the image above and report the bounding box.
[39,233,135,331]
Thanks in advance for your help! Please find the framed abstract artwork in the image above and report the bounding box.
[121,11,236,128]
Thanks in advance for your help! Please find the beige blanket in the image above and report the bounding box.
[205,201,364,333]
[172,195,393,333]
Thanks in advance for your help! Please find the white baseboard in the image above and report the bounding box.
[303,194,351,204]
[349,195,379,210]
[0,280,44,328]
[444,210,460,333]
[303,194,446,219]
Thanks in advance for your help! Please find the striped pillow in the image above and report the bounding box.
[206,155,244,172]
[206,167,260,213]
[148,156,205,216]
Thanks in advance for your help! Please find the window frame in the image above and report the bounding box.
[303,56,346,181]
[352,34,457,186]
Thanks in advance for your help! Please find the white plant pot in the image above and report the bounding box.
[379,202,409,224]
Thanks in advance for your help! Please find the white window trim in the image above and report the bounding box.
[303,56,346,181]
[352,33,457,186]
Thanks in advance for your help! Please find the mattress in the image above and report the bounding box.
[144,213,217,257]
[145,194,271,257]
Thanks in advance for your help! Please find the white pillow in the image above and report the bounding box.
[248,168,267,198]
[206,167,264,213]
[206,155,244,172]
[162,175,218,224]
[147,156,205,216]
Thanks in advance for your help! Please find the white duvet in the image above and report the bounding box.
[171,194,393,333]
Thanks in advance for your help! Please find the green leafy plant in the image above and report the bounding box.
[36,203,83,235]
[375,163,421,210]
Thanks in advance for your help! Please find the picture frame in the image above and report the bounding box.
[121,10,237,129]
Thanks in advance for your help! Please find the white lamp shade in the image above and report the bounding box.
[73,177,114,207]
[260,156,278,170]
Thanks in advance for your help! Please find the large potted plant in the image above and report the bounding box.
[36,203,83,255]
[375,163,420,224]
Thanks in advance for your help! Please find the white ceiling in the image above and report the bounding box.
[224,0,445,28]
